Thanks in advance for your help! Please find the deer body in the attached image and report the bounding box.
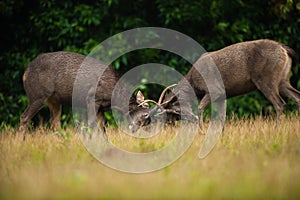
[20,51,149,133]
[159,39,300,128]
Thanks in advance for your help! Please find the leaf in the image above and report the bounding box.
[297,2,300,11]
[217,22,230,32]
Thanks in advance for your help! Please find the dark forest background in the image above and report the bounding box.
[1,0,300,127]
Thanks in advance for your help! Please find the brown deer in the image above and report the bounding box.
[20,51,150,136]
[143,39,300,129]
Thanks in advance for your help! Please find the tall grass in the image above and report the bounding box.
[1,116,300,199]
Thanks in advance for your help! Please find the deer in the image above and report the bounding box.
[141,39,300,130]
[20,51,150,138]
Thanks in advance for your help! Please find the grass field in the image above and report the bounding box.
[1,116,300,199]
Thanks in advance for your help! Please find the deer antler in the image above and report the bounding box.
[138,84,178,117]
[157,84,177,105]
[138,84,177,107]
[138,99,159,107]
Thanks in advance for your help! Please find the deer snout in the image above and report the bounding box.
[129,112,151,133]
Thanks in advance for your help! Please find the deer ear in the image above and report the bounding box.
[136,90,149,108]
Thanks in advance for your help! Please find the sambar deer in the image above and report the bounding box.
[20,51,150,137]
[143,39,300,129]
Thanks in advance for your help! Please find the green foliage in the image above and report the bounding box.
[1,0,300,127]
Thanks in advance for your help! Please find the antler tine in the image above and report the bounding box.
[157,84,177,105]
[159,90,179,106]
[138,99,159,107]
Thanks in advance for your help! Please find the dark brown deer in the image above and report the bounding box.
[145,39,300,129]
[20,51,150,136]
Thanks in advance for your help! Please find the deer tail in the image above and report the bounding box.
[282,44,298,68]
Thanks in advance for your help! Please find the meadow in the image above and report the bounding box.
[1,116,300,199]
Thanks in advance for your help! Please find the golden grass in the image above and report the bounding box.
[1,116,300,199]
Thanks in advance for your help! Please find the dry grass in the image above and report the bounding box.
[1,116,300,199]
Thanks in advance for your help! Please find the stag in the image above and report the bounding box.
[143,39,300,129]
[20,51,150,136]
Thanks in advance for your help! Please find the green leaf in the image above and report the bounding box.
[217,22,230,32]
[297,2,300,10]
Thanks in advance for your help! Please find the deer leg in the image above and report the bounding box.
[255,83,286,120]
[96,111,106,133]
[87,96,97,126]
[198,93,211,132]
[217,99,227,131]
[279,80,300,117]
[20,99,45,139]
[86,97,107,133]
[47,99,62,130]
